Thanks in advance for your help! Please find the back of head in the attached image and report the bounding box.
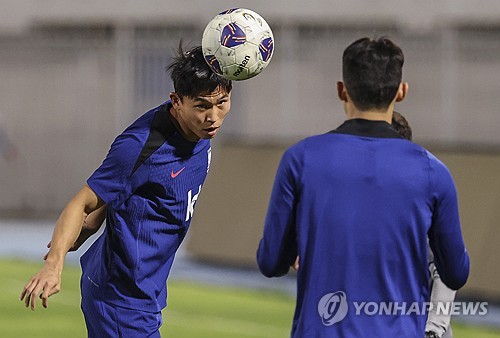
[391,111,412,141]
[167,44,232,99]
[342,37,404,111]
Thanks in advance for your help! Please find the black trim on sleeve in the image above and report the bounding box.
[131,103,176,175]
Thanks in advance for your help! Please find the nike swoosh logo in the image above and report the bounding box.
[171,167,186,178]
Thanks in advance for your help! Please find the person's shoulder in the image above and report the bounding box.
[299,132,336,144]
[289,132,346,151]
[420,147,448,167]
[417,147,456,183]
[101,107,163,167]
[281,133,334,161]
[284,136,309,153]
[115,103,168,145]
[280,133,333,155]
[122,104,163,136]
[394,142,448,167]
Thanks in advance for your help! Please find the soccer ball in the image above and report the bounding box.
[202,8,274,81]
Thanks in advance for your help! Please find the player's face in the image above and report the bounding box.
[170,87,231,141]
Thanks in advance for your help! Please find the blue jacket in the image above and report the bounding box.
[257,119,469,337]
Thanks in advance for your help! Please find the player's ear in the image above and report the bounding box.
[395,82,409,102]
[337,81,348,102]
[170,92,182,107]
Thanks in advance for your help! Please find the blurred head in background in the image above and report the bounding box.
[391,111,412,141]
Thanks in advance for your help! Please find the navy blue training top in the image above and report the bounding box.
[83,101,211,312]
[257,119,470,337]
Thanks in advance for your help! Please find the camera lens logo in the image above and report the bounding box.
[318,291,348,326]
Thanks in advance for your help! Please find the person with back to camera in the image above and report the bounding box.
[257,37,469,337]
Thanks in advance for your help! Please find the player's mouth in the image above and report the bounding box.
[204,126,219,137]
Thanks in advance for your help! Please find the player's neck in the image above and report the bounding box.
[345,104,393,124]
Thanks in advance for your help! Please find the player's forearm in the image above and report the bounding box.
[45,186,102,269]
[44,201,89,268]
[84,204,107,231]
[257,244,295,277]
[69,205,107,250]
[257,217,297,277]
[426,262,457,335]
[430,233,470,290]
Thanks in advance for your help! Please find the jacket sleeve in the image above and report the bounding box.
[257,144,302,278]
[428,155,470,290]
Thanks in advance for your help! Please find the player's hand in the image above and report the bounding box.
[292,256,300,271]
[20,262,62,310]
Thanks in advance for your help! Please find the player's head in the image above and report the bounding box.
[340,37,407,112]
[167,44,232,100]
[167,44,232,141]
[391,111,412,141]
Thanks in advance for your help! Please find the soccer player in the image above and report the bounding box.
[392,111,456,338]
[257,37,469,337]
[20,45,232,337]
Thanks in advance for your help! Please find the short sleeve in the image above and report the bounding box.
[87,133,142,209]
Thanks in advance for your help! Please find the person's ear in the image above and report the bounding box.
[170,93,181,108]
[395,82,409,102]
[337,81,348,102]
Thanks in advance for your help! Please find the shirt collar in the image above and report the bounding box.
[331,118,404,139]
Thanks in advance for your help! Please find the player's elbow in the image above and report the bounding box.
[258,260,290,278]
[258,264,276,278]
[256,246,289,278]
[444,270,470,290]
[440,256,470,290]
[441,273,468,290]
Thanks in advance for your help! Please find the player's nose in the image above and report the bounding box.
[206,109,217,123]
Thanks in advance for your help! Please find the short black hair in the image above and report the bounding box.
[391,111,412,141]
[167,43,232,99]
[342,37,404,111]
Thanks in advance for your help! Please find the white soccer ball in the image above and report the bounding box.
[202,8,274,81]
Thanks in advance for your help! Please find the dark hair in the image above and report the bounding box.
[391,111,412,141]
[342,37,404,111]
[167,43,232,99]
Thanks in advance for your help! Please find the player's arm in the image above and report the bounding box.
[73,204,107,249]
[428,160,470,290]
[425,261,457,337]
[20,184,104,310]
[257,146,301,277]
[44,204,107,258]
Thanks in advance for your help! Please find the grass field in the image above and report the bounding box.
[2,259,499,338]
